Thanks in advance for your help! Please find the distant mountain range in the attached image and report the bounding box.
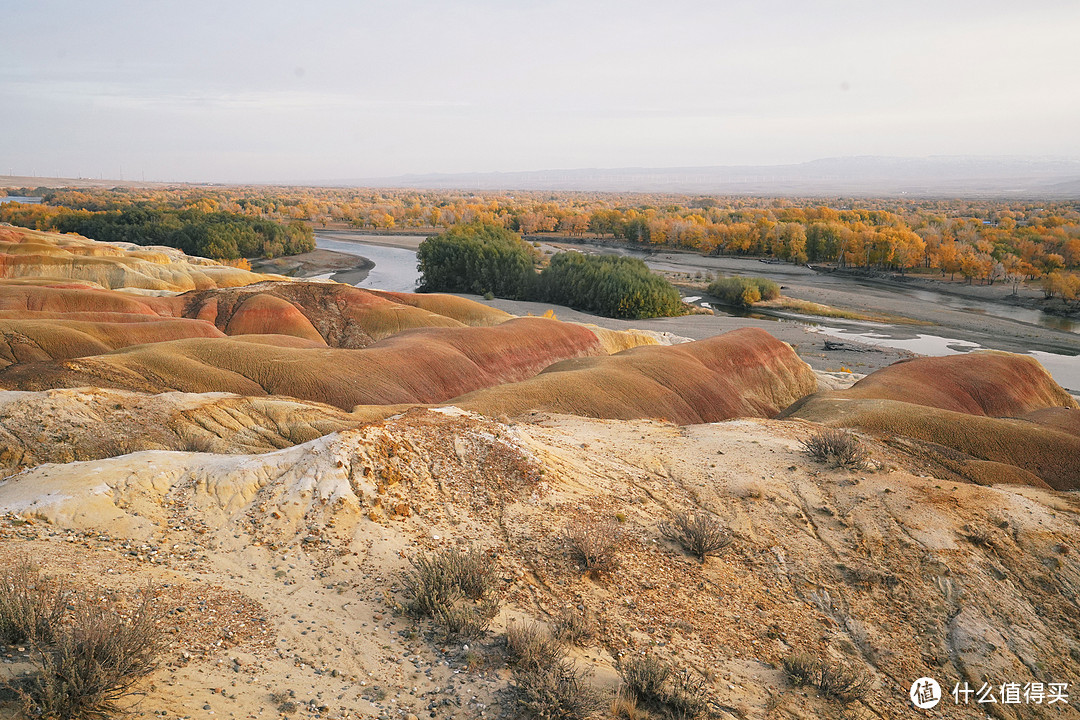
[4,156,1078,198]
[341,156,1080,197]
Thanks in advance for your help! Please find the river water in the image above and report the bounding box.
[316,235,420,293]
[318,235,1080,392]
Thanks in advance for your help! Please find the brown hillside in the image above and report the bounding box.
[781,352,1080,489]
[366,288,513,326]
[0,318,607,409]
[451,327,817,424]
[0,318,225,368]
[178,281,467,347]
[833,351,1077,416]
[1022,406,1080,437]
[0,226,279,290]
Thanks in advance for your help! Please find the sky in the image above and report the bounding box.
[2,0,1078,183]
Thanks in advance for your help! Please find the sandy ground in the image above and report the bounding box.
[3,408,1079,720]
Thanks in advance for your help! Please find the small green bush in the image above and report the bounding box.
[707,276,780,307]
[539,251,687,319]
[417,223,688,318]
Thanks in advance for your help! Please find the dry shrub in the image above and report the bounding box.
[666,669,709,719]
[619,655,709,720]
[19,591,166,719]
[506,621,566,670]
[554,606,596,647]
[782,653,872,703]
[513,660,603,720]
[562,520,622,577]
[0,559,66,645]
[658,511,733,562]
[400,546,501,641]
[801,429,869,469]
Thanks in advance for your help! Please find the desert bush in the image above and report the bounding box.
[801,429,869,469]
[658,511,733,562]
[513,660,603,720]
[446,545,500,600]
[400,546,501,641]
[401,551,460,619]
[619,655,671,704]
[19,591,166,719]
[0,560,66,645]
[562,520,622,577]
[782,652,872,703]
[707,276,780,308]
[619,655,709,719]
[506,621,567,671]
[554,606,596,647]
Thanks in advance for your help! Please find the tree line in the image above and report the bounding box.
[2,185,1078,298]
[0,200,313,260]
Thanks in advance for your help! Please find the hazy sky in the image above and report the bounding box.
[2,0,1078,183]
